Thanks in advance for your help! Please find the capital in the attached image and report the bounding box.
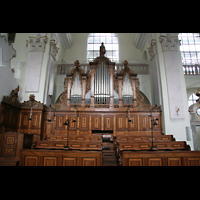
[159,33,181,51]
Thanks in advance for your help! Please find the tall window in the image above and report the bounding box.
[87,33,119,63]
[178,33,200,64]
[188,93,199,107]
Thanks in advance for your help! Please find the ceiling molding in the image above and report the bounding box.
[133,33,148,51]
[58,33,74,51]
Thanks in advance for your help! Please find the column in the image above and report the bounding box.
[130,73,138,111]
[109,64,115,108]
[117,73,123,108]
[81,73,87,107]
[66,74,73,108]
[90,65,95,108]
[156,33,193,149]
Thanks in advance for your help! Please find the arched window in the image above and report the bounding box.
[188,93,199,107]
[87,33,119,63]
[178,33,200,64]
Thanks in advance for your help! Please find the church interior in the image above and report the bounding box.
[0,33,200,166]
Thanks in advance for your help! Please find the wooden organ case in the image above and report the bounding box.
[1,43,200,166]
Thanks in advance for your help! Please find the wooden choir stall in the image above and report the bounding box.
[1,43,200,166]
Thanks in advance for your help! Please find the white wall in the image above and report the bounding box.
[11,33,65,104]
[0,36,18,102]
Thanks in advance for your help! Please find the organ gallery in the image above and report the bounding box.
[1,33,200,166]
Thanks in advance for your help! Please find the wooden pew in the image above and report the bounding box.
[121,150,200,166]
[114,135,174,143]
[116,141,189,151]
[46,134,102,142]
[20,149,102,166]
[35,140,102,151]
[114,135,190,162]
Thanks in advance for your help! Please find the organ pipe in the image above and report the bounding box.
[94,62,110,104]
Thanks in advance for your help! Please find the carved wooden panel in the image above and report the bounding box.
[44,156,57,166]
[46,123,53,135]
[116,115,126,131]
[104,115,113,130]
[31,113,40,128]
[79,115,89,131]
[128,115,138,131]
[2,134,17,157]
[25,156,38,166]
[140,115,150,130]
[5,136,15,144]
[129,158,143,166]
[69,115,77,130]
[56,114,66,129]
[91,115,101,130]
[148,158,162,166]
[82,158,97,166]
[63,158,77,166]
[21,112,29,128]
[10,111,19,128]
[187,158,200,166]
[168,157,182,166]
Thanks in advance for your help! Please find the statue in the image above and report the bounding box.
[100,42,106,57]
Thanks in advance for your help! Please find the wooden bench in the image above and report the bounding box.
[121,150,200,166]
[35,140,102,151]
[46,134,102,142]
[115,140,190,162]
[19,149,102,166]
[114,135,174,143]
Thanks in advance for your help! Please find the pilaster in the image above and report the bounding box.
[130,73,138,111]
[81,73,87,107]
[117,74,123,108]
[66,74,73,108]
[155,33,193,149]
[109,64,115,108]
[25,34,48,101]
[90,65,95,108]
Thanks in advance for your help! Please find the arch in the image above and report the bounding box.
[143,50,147,60]
[87,33,119,63]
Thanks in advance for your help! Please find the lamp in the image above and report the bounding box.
[63,114,77,149]
[28,106,32,120]
[149,104,159,151]
[73,105,77,123]
[47,104,56,122]
[127,105,132,123]
[63,119,69,149]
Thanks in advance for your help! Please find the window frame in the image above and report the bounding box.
[178,33,200,65]
[87,33,119,63]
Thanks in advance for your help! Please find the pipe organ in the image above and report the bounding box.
[1,42,200,166]
[6,42,195,166]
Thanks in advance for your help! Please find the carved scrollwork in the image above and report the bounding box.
[2,86,21,107]
[159,34,181,51]
[21,94,44,109]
